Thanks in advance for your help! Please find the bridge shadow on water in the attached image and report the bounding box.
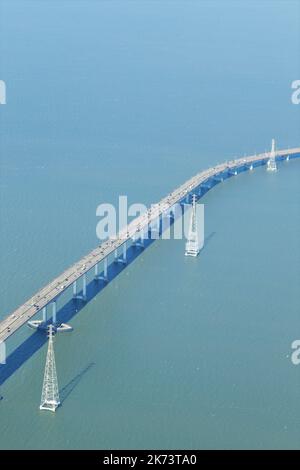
[0,194,218,393]
[0,235,159,388]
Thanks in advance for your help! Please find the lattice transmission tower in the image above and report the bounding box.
[185,194,200,257]
[267,138,277,172]
[40,324,60,412]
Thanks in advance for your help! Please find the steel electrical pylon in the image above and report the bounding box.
[185,194,200,257]
[40,324,60,412]
[267,138,277,172]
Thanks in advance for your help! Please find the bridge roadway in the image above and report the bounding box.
[0,147,299,343]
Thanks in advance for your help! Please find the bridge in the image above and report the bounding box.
[0,146,299,344]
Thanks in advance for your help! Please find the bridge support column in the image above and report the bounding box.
[82,273,87,301]
[122,242,127,263]
[73,274,87,301]
[73,280,77,297]
[100,257,108,282]
[149,216,160,240]
[114,248,118,263]
[135,232,145,247]
[42,306,47,323]
[52,301,57,325]
[52,299,73,333]
[115,242,127,264]
[94,263,100,280]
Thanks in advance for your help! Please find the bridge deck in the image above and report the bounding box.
[0,148,299,342]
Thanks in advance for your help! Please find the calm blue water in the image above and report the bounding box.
[0,0,299,449]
